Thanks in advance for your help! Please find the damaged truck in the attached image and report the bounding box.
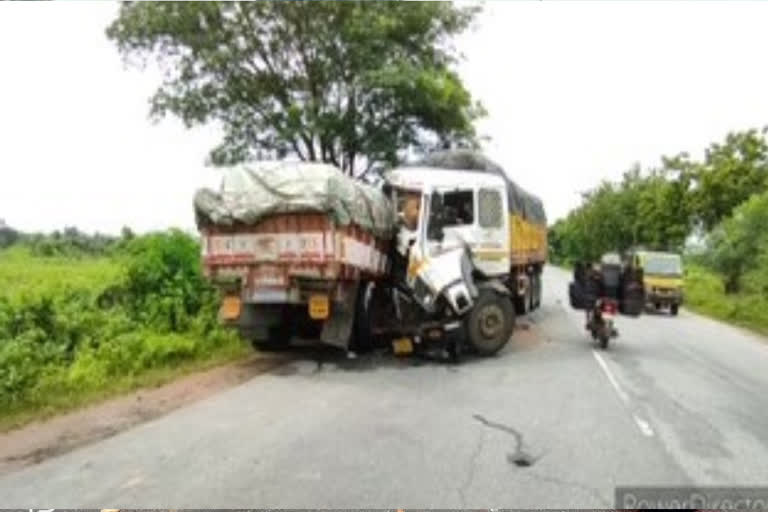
[194,151,547,360]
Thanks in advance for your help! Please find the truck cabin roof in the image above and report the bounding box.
[385,167,506,192]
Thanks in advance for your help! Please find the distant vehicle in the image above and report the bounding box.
[629,250,684,316]
[600,252,622,266]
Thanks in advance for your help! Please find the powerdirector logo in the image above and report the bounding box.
[616,486,768,509]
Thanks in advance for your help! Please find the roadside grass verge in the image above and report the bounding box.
[684,264,768,336]
[0,234,250,432]
[0,337,247,432]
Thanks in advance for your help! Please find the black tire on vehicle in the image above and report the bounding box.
[528,275,536,312]
[670,303,679,316]
[514,280,530,315]
[466,289,515,356]
[533,271,543,309]
[352,281,375,353]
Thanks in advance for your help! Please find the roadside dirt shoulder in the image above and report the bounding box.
[0,354,287,476]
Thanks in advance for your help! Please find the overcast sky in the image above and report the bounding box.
[2,1,768,234]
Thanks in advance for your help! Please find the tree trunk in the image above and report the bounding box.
[724,273,741,294]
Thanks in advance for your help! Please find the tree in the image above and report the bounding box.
[0,222,18,249]
[689,128,768,230]
[106,1,484,174]
[707,190,768,293]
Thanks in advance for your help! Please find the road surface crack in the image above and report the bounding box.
[458,429,486,508]
[472,414,543,467]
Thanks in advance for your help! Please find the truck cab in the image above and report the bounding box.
[376,168,517,357]
[385,168,511,279]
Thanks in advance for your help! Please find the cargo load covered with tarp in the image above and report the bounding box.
[410,150,547,226]
[194,161,396,238]
[194,162,396,300]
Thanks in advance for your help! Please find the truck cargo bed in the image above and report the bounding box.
[201,213,390,303]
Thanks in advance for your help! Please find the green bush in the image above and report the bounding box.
[685,264,768,334]
[706,191,768,293]
[0,230,245,422]
[119,230,214,332]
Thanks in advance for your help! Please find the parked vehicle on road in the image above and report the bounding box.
[194,151,547,361]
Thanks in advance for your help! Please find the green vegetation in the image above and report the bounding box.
[550,127,768,335]
[0,230,246,431]
[106,2,484,173]
[684,264,768,335]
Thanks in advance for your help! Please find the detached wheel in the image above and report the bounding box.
[670,303,679,316]
[466,289,515,356]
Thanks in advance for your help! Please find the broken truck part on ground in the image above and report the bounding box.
[194,151,548,361]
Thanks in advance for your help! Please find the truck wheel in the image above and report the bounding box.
[670,303,679,316]
[528,279,535,312]
[466,289,515,356]
[514,285,529,315]
[352,281,375,352]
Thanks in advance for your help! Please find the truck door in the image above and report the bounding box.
[474,187,510,276]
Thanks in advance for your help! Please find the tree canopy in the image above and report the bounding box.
[106,1,485,174]
[549,127,768,271]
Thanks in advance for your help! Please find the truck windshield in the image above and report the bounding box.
[644,255,682,276]
[442,190,474,227]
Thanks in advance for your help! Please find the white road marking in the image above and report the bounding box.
[592,350,655,437]
[592,350,629,404]
[632,414,655,437]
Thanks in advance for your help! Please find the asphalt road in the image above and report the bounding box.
[2,266,768,508]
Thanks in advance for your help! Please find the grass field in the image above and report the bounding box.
[684,264,768,336]
[0,236,248,431]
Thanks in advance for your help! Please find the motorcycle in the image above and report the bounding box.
[586,297,619,349]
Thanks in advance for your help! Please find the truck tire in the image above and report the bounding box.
[352,281,375,353]
[532,272,541,309]
[670,303,679,316]
[514,283,529,315]
[466,289,515,356]
[528,278,535,312]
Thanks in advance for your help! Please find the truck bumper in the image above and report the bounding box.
[646,292,683,307]
[375,319,464,355]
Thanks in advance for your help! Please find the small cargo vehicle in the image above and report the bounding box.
[630,250,684,316]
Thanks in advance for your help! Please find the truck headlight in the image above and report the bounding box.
[412,275,435,310]
[444,282,473,315]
